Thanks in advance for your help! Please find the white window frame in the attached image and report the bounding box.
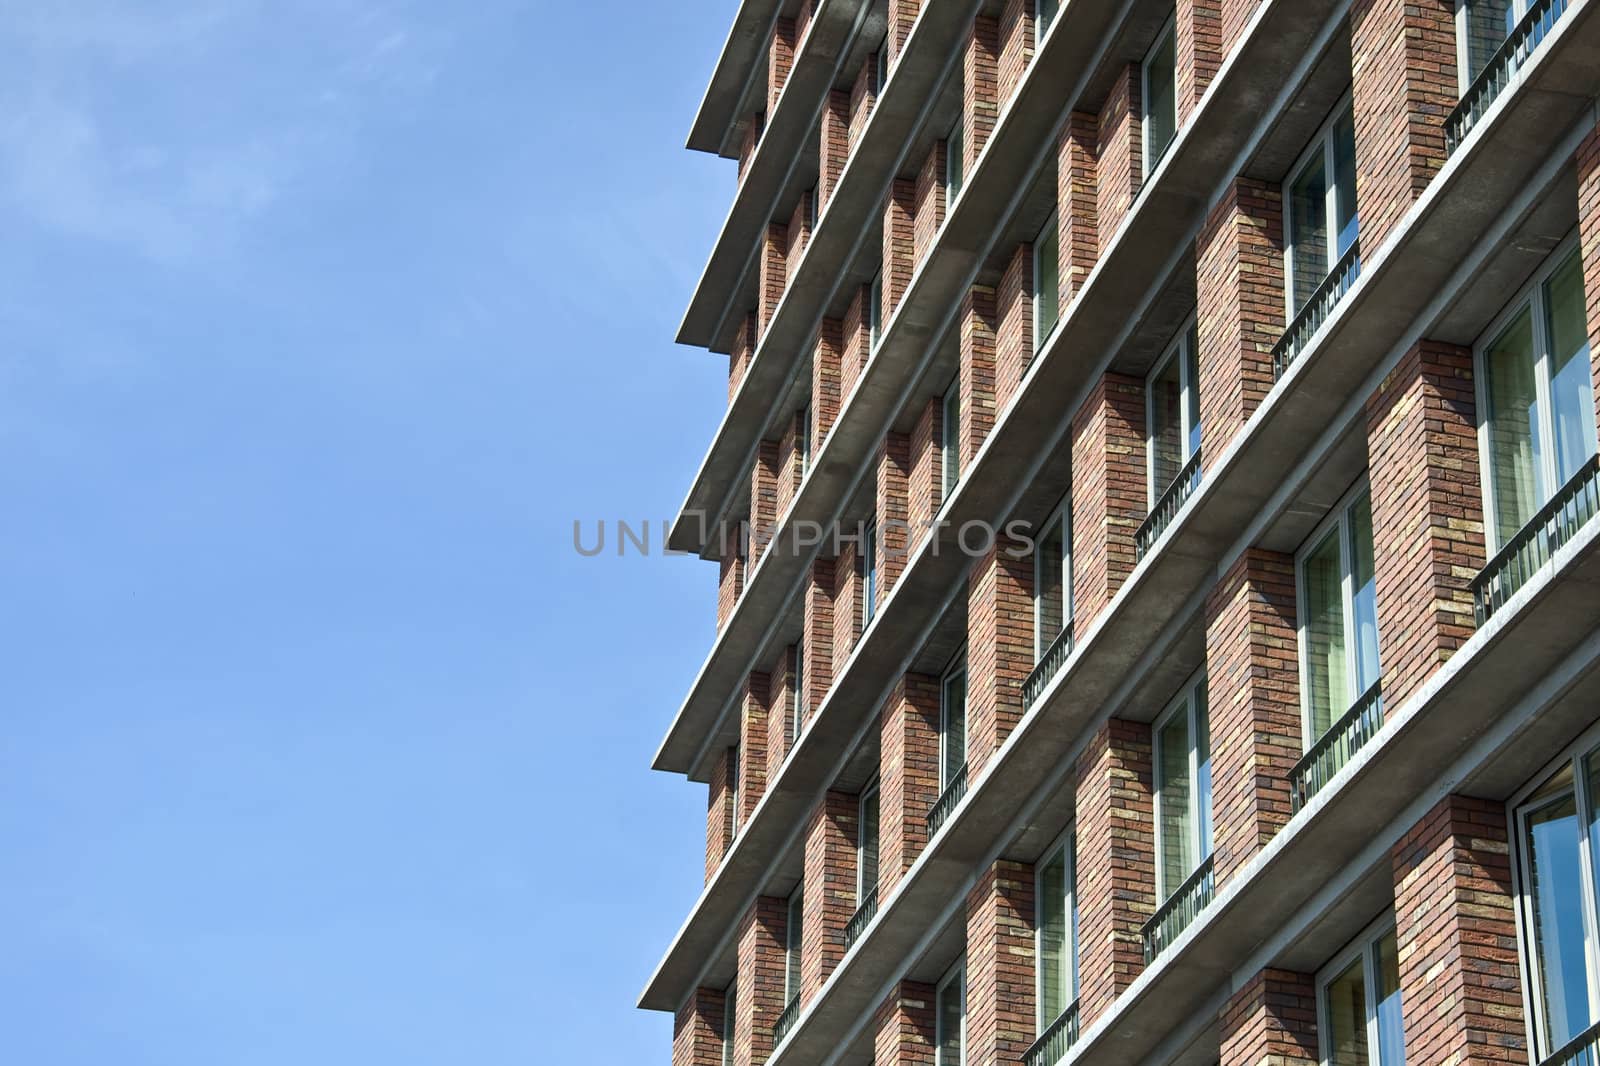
[1282,93,1356,317]
[1144,315,1200,507]
[870,271,884,350]
[1033,499,1073,656]
[1033,210,1060,351]
[799,404,812,476]
[858,776,881,897]
[1293,475,1378,747]
[1472,233,1595,554]
[1034,823,1078,1030]
[935,957,967,1066]
[942,381,961,500]
[722,981,736,1066]
[784,886,803,1006]
[1453,0,1534,93]
[940,651,968,788]
[789,644,804,744]
[1314,912,1404,1066]
[862,518,878,628]
[1140,15,1178,171]
[1152,670,1212,901]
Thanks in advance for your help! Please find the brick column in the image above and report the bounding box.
[965,859,1036,1064]
[674,987,727,1066]
[1350,0,1457,254]
[787,190,813,282]
[1059,111,1099,307]
[751,439,780,562]
[849,53,878,153]
[1222,0,1260,53]
[1097,64,1142,248]
[802,789,859,1001]
[833,540,863,677]
[874,981,937,1065]
[884,177,917,318]
[734,896,788,1066]
[1205,549,1299,887]
[965,16,1000,175]
[1070,372,1146,639]
[803,559,835,727]
[1176,0,1223,126]
[909,395,944,536]
[914,141,948,268]
[766,647,799,786]
[760,222,788,334]
[959,286,998,466]
[1365,340,1485,711]
[1074,719,1155,1026]
[967,535,1032,772]
[996,0,1034,108]
[718,535,745,632]
[995,244,1033,410]
[776,408,807,521]
[1196,177,1284,467]
[1391,795,1527,1066]
[738,115,760,184]
[1579,125,1600,432]
[1219,968,1318,1066]
[813,318,844,448]
[877,431,912,606]
[886,0,921,65]
[822,90,851,209]
[842,283,871,400]
[706,746,736,881]
[880,671,941,892]
[796,0,814,43]
[729,312,758,402]
[769,17,796,111]
[738,672,772,823]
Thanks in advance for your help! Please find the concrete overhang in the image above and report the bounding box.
[688,0,788,157]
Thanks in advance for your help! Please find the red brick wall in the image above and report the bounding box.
[738,672,772,825]
[849,54,878,154]
[965,16,1000,176]
[729,312,757,402]
[960,285,999,467]
[760,222,788,335]
[966,535,1033,772]
[1579,125,1600,434]
[914,140,948,269]
[1365,340,1485,711]
[733,896,788,1066]
[877,431,912,607]
[768,17,796,113]
[1059,111,1099,307]
[996,244,1033,411]
[1097,64,1142,250]
[796,0,814,43]
[803,559,835,729]
[787,191,813,283]
[1196,177,1284,468]
[822,90,851,209]
[965,859,1037,1062]
[718,538,745,632]
[706,745,735,882]
[843,283,871,401]
[751,439,780,565]
[887,0,922,66]
[996,0,1034,110]
[1391,795,1527,1066]
[1176,0,1223,126]
[1350,0,1457,255]
[1070,373,1146,640]
[813,318,844,448]
[766,646,799,788]
[674,987,727,1066]
[833,540,862,677]
[1222,0,1260,53]
[738,116,760,185]
[1074,718,1155,1026]
[884,177,917,318]
[1205,549,1299,887]
[909,395,944,536]
[801,789,858,1001]
[1219,968,1318,1066]
[874,981,937,1065]
[879,671,941,892]
[776,408,807,522]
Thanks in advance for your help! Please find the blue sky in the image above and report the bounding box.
[0,2,732,1061]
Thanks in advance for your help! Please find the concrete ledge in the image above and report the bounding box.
[688,0,787,157]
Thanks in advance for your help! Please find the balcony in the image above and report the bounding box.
[1272,240,1361,380]
[1135,448,1204,561]
[1472,455,1600,626]
[1541,1020,1600,1066]
[1023,1001,1081,1066]
[1141,855,1215,964]
[772,994,801,1046]
[1288,681,1385,813]
[926,764,968,837]
[1022,626,1076,708]
[842,884,878,950]
[1446,0,1570,155]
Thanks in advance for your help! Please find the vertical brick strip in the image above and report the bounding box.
[965,859,1037,1064]
[965,17,1000,175]
[842,284,871,400]
[833,540,862,677]
[787,191,812,282]
[718,535,745,632]
[874,980,937,1065]
[1349,0,1457,254]
[909,395,944,537]
[967,535,1033,772]
[1365,340,1485,711]
[729,312,758,402]
[1391,795,1528,1065]
[849,54,879,153]
[738,672,772,823]
[706,746,735,882]
[803,559,835,728]
[884,177,917,317]
[914,140,948,269]
[1579,124,1600,433]
[1221,0,1260,53]
[822,90,851,209]
[996,0,1034,109]
[878,431,912,605]
[1071,372,1147,639]
[768,17,796,112]
[1074,719,1155,1026]
[1060,111,1099,306]
[813,318,844,448]
[776,409,806,522]
[960,286,999,467]
[766,647,799,787]
[1196,177,1284,467]
[738,117,760,184]
[886,0,922,66]
[760,222,788,335]
[995,244,1034,410]
[1175,0,1223,125]
[1097,64,1142,249]
[1219,968,1318,1066]
[751,439,780,563]
[1205,549,1299,887]
[734,896,788,1066]
[802,789,859,1001]
[674,987,727,1066]
[879,672,941,892]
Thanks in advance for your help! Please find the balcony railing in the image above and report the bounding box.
[1023,1001,1081,1066]
[1273,241,1361,380]
[1445,0,1570,155]
[1023,625,1076,708]
[1142,854,1215,964]
[1541,1020,1600,1066]
[1288,680,1385,813]
[843,884,879,950]
[1471,455,1600,626]
[771,994,801,1046]
[927,764,969,837]
[1135,448,1204,561]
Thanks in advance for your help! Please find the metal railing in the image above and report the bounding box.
[843,885,879,950]
[1471,455,1600,626]
[1445,0,1570,155]
[1135,448,1204,560]
[1273,241,1361,380]
[1288,681,1385,813]
[927,764,969,837]
[1541,1020,1600,1066]
[771,994,801,1046]
[1142,854,1215,963]
[1023,626,1076,708]
[1023,1001,1081,1066]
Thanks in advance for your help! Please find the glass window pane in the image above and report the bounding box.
[1545,252,1597,486]
[723,985,735,1066]
[1151,351,1185,502]
[1375,931,1407,1066]
[1144,28,1177,166]
[1333,108,1358,256]
[943,671,967,784]
[1463,0,1514,86]
[1303,527,1347,740]
[937,971,965,1066]
[860,787,880,893]
[786,892,803,999]
[1524,767,1593,1050]
[1037,847,1071,1024]
[948,125,964,197]
[1038,0,1060,37]
[1289,152,1330,311]
[1157,709,1195,897]
[1325,956,1369,1066]
[943,388,962,495]
[1349,492,1381,694]
[1036,223,1060,345]
[1484,306,1544,544]
[1036,515,1066,653]
[1185,324,1202,458]
[1195,687,1213,857]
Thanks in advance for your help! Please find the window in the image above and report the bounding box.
[936,959,966,1066]
[858,779,881,897]
[940,655,967,790]
[1284,98,1358,314]
[730,743,742,835]
[1034,501,1073,655]
[1296,480,1380,746]
[942,384,961,498]
[870,271,884,349]
[1456,0,1532,90]
[789,645,804,744]
[1146,318,1201,504]
[806,186,818,230]
[1037,0,1060,40]
[946,122,964,200]
[722,982,735,1066]
[1034,213,1060,349]
[1476,240,1596,549]
[799,405,812,475]
[1142,17,1178,170]
[1153,674,1213,900]
[1317,918,1406,1066]
[862,519,879,627]
[784,887,803,1007]
[1035,828,1077,1031]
